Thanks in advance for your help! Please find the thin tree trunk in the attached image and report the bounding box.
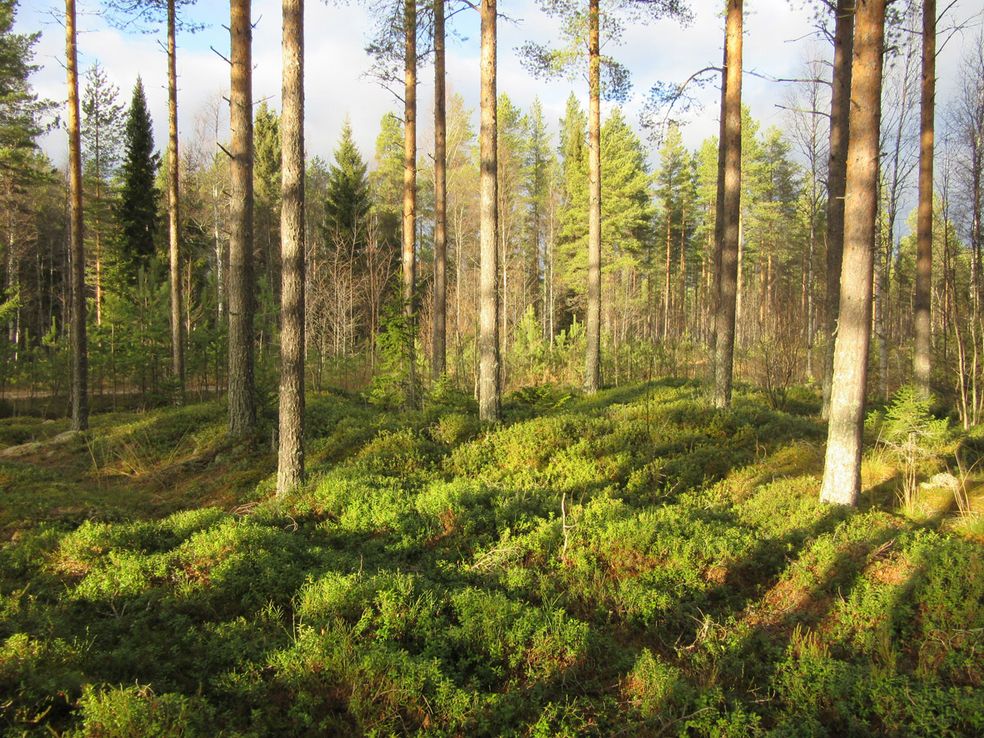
[478,0,500,422]
[583,0,602,393]
[820,0,886,506]
[822,0,855,419]
[663,214,671,340]
[94,153,102,326]
[228,0,256,437]
[432,0,447,379]
[877,176,890,398]
[914,0,935,395]
[167,0,185,399]
[807,200,816,379]
[277,0,305,493]
[213,182,224,319]
[679,205,687,337]
[712,0,743,409]
[403,0,418,406]
[66,0,87,431]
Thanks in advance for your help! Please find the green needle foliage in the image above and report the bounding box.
[117,77,160,281]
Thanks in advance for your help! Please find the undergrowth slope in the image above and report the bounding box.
[0,381,981,736]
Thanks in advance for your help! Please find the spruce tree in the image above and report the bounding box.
[117,76,160,281]
[324,120,371,251]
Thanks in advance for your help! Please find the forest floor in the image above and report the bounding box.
[0,381,982,736]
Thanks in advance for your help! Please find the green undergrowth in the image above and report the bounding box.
[1,381,982,736]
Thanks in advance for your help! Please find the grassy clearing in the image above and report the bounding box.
[0,381,982,736]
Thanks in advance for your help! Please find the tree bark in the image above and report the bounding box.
[820,0,886,506]
[663,214,672,340]
[432,0,447,379]
[712,0,743,409]
[66,0,87,431]
[478,0,500,422]
[822,0,855,419]
[403,0,418,406]
[914,0,935,395]
[583,0,602,393]
[277,0,305,494]
[709,36,728,370]
[228,0,256,437]
[167,0,184,399]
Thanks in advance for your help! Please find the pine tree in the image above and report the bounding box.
[822,0,855,419]
[117,77,160,281]
[432,0,448,378]
[655,122,689,339]
[66,0,88,431]
[914,0,935,395]
[820,0,887,506]
[277,0,305,493]
[0,0,51,169]
[81,62,124,324]
[497,93,528,367]
[712,0,743,409]
[0,0,53,354]
[324,120,371,250]
[478,0,500,422]
[524,99,553,336]
[522,0,693,393]
[254,101,281,296]
[228,0,256,438]
[371,112,403,251]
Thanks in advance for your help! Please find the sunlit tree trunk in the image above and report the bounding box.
[167,0,185,399]
[712,0,743,408]
[432,0,447,379]
[663,215,671,340]
[277,0,305,493]
[822,0,855,419]
[66,0,88,431]
[403,0,418,406]
[583,0,602,393]
[709,38,727,369]
[914,0,935,395]
[478,0,500,422]
[820,0,886,506]
[228,0,256,437]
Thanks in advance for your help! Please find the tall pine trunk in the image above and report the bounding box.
[822,0,855,419]
[820,0,886,506]
[914,0,935,395]
[403,0,418,406]
[709,36,728,370]
[432,0,447,379]
[478,0,500,422]
[66,0,87,431]
[277,0,305,493]
[583,0,602,393]
[228,0,256,437]
[167,0,184,399]
[712,0,743,409]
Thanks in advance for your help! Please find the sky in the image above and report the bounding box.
[17,0,984,180]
